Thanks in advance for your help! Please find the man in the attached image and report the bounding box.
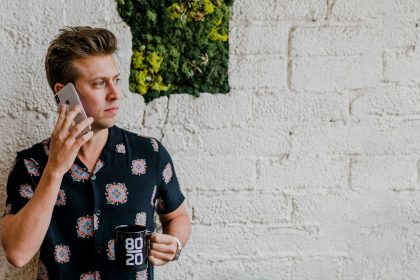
[1,26,191,280]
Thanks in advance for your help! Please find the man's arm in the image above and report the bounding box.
[149,202,191,266]
[1,105,94,268]
[1,169,63,267]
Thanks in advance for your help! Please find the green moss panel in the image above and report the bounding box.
[116,0,234,103]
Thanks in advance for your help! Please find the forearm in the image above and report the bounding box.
[1,167,63,267]
[162,214,191,246]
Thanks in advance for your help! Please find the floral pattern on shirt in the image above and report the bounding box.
[115,143,126,154]
[136,270,148,280]
[131,159,147,175]
[4,203,12,215]
[150,138,159,152]
[42,138,50,156]
[135,212,147,226]
[24,158,40,176]
[93,213,99,231]
[19,183,33,199]
[80,271,100,280]
[162,163,173,184]
[76,215,94,238]
[107,239,115,260]
[55,189,67,206]
[105,183,128,205]
[70,164,90,182]
[93,160,104,175]
[54,245,70,264]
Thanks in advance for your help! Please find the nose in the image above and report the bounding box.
[106,81,121,101]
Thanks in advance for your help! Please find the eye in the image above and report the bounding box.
[95,80,105,87]
[114,77,121,85]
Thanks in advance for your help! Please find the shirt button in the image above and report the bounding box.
[97,246,102,254]
[91,175,96,180]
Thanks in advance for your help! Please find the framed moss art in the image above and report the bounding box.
[116,0,234,103]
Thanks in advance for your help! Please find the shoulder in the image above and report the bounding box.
[13,138,49,170]
[115,126,161,154]
[17,138,49,160]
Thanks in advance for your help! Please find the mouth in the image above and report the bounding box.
[105,106,119,112]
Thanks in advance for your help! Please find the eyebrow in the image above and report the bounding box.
[89,73,120,81]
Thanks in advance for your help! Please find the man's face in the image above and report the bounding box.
[72,54,121,131]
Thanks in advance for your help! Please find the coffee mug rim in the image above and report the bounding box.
[115,224,148,233]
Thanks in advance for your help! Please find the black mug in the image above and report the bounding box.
[114,225,152,272]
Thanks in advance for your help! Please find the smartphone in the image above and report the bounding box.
[54,83,91,139]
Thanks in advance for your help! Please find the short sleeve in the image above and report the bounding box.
[154,140,185,215]
[4,152,37,216]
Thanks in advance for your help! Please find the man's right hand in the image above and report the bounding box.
[45,104,94,177]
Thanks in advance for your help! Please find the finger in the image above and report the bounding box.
[54,104,66,133]
[150,242,175,254]
[75,130,94,147]
[60,105,82,135]
[67,117,93,141]
[148,254,170,266]
[150,233,174,245]
[150,249,174,262]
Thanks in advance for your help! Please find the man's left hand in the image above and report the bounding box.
[148,233,178,266]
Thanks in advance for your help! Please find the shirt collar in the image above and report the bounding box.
[104,125,124,153]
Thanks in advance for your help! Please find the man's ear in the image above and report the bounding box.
[53,83,65,94]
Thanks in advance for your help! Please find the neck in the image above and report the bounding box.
[78,127,109,160]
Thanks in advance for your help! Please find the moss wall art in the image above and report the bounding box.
[116,0,234,103]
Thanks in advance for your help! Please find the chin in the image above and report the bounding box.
[92,120,117,131]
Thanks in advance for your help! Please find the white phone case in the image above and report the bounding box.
[55,83,91,138]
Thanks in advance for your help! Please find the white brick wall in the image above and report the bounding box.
[1,0,420,279]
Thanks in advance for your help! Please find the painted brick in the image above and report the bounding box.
[350,156,417,191]
[65,0,119,25]
[291,56,382,91]
[138,127,162,140]
[232,0,326,21]
[117,92,145,129]
[330,0,383,22]
[167,91,252,129]
[289,190,406,230]
[291,26,379,57]
[187,225,258,255]
[384,50,420,83]
[253,91,349,124]
[176,158,256,190]
[229,54,287,89]
[198,126,290,157]
[143,96,168,128]
[231,22,289,55]
[292,256,344,280]
[400,191,420,224]
[381,13,419,48]
[155,255,292,280]
[341,225,416,280]
[190,191,289,225]
[257,157,348,190]
[350,86,420,118]
[291,120,420,156]
[188,224,342,257]
[161,125,198,158]
[397,0,420,14]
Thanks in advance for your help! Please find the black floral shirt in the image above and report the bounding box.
[4,125,185,280]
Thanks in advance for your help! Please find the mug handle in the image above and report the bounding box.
[145,231,156,266]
